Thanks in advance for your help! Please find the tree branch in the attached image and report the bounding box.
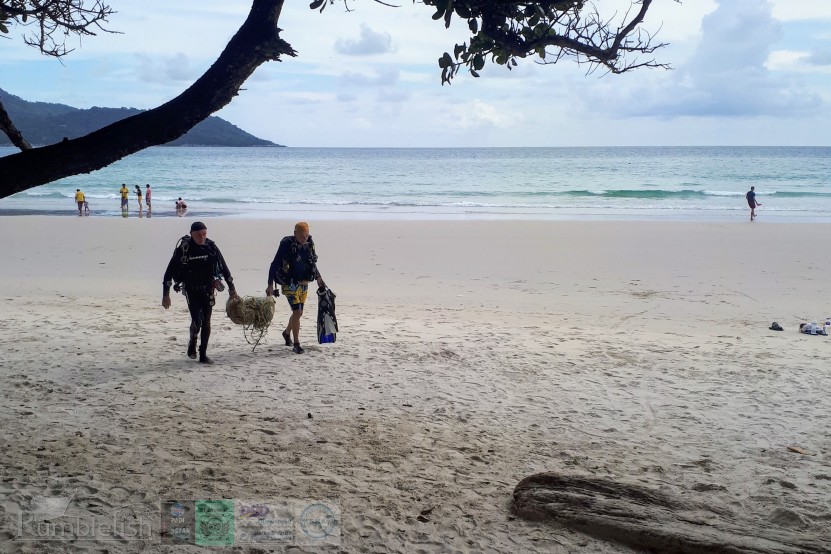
[1,0,117,58]
[435,0,671,83]
[0,100,33,151]
[0,0,295,198]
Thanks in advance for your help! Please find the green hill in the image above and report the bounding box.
[0,88,282,147]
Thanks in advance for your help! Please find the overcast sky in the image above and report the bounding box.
[2,0,829,147]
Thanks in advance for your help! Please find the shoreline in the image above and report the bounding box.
[0,206,827,223]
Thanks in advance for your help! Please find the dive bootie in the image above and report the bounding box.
[187,336,197,359]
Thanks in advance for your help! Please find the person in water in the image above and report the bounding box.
[74,189,85,216]
[119,183,130,211]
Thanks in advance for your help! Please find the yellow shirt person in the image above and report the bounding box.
[119,184,130,209]
[75,189,85,215]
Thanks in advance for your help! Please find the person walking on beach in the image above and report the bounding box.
[746,186,761,221]
[135,185,143,210]
[266,222,325,354]
[145,184,152,211]
[119,183,130,211]
[74,189,85,216]
[162,221,238,364]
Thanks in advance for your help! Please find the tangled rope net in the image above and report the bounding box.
[226,295,276,351]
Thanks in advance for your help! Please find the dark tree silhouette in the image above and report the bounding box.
[0,0,669,198]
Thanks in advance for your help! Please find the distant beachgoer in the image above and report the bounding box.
[135,185,143,209]
[746,186,761,221]
[266,222,325,354]
[176,197,188,216]
[74,189,85,216]
[119,184,130,210]
[162,221,238,364]
[145,184,152,210]
[84,200,90,215]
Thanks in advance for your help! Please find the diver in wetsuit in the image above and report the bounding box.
[162,221,238,364]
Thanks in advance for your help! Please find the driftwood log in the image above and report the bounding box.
[511,473,825,554]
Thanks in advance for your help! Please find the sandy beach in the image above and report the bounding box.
[0,216,829,552]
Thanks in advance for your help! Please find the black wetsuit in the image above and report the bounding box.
[163,238,235,356]
[746,190,757,208]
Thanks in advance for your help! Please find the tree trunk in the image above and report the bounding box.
[0,0,294,199]
[511,472,826,554]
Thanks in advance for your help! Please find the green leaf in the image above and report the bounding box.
[473,54,484,71]
[309,0,325,9]
[454,43,465,59]
[0,22,7,34]
[468,18,478,33]
[432,8,445,20]
[470,69,480,78]
[438,56,448,69]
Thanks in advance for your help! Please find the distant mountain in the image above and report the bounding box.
[0,88,282,147]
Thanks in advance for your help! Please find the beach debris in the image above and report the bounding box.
[512,472,826,553]
[307,413,313,419]
[787,446,808,455]
[226,295,276,351]
[416,508,433,522]
[691,483,728,492]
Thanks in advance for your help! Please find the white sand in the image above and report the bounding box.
[0,216,829,552]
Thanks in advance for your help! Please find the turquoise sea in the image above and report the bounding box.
[1,146,829,221]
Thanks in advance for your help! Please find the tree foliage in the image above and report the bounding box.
[313,0,669,83]
[0,0,671,198]
[0,0,114,57]
[426,0,668,83]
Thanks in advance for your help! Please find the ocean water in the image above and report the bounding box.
[1,146,829,221]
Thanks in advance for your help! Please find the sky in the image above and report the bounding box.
[1,0,830,147]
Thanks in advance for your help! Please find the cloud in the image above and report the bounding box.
[593,0,823,119]
[334,24,394,56]
[336,92,357,102]
[378,89,409,103]
[456,99,518,129]
[135,52,195,83]
[806,49,831,66]
[338,67,400,87]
